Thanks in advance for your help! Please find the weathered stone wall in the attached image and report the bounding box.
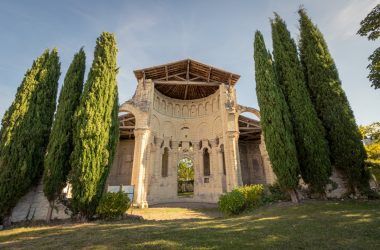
[11,181,70,222]
[107,139,135,186]
[239,141,266,185]
[147,89,225,204]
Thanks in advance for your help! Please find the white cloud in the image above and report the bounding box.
[327,0,378,40]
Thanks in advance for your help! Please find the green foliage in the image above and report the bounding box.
[357,4,380,89]
[70,32,119,219]
[360,122,380,190]
[43,48,86,203]
[218,189,246,215]
[96,191,130,220]
[177,158,194,181]
[262,183,291,203]
[218,185,265,215]
[357,4,380,41]
[367,161,380,186]
[271,14,331,194]
[298,9,368,191]
[0,49,60,220]
[367,47,380,89]
[238,185,265,209]
[253,31,300,192]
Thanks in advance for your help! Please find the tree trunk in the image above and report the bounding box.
[289,189,299,203]
[46,200,54,223]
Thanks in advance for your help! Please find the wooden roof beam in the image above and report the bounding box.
[184,85,188,100]
[239,131,261,135]
[207,67,212,82]
[239,127,261,132]
[154,80,221,87]
[186,59,190,81]
[120,126,135,129]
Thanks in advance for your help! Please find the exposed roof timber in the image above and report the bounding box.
[207,67,211,82]
[121,116,135,122]
[186,59,190,80]
[184,85,189,100]
[134,58,240,85]
[239,131,261,135]
[120,126,135,129]
[154,80,221,87]
[238,114,262,141]
[238,127,261,131]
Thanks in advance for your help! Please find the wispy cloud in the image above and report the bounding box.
[326,0,377,40]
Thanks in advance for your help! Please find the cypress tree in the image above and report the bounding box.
[43,48,86,221]
[271,14,331,194]
[298,9,368,191]
[0,49,60,224]
[70,32,119,219]
[254,31,300,202]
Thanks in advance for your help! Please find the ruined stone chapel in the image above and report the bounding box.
[106,59,275,207]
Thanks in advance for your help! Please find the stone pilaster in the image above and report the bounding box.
[131,128,151,208]
[192,141,201,195]
[225,131,243,191]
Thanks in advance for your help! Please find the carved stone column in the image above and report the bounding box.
[225,131,243,191]
[131,128,151,208]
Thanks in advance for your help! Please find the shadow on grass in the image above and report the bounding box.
[1,200,380,249]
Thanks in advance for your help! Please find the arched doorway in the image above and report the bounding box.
[177,157,194,197]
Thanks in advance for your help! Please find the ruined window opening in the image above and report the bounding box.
[203,148,210,176]
[161,147,169,177]
[221,144,226,175]
[178,158,194,197]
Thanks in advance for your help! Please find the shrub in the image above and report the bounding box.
[238,185,265,208]
[96,192,130,220]
[218,189,246,215]
[263,183,291,203]
[218,184,265,215]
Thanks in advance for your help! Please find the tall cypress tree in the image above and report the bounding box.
[70,32,119,219]
[254,31,300,202]
[0,49,60,224]
[271,14,331,194]
[43,48,86,221]
[298,9,368,191]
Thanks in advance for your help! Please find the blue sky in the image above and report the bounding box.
[0,0,378,125]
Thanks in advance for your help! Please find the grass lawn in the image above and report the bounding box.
[1,200,380,249]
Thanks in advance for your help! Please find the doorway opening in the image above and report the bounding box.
[177,158,194,197]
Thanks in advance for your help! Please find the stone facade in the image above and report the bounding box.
[106,59,275,207]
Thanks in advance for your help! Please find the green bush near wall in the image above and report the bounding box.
[96,192,131,220]
[218,185,265,215]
